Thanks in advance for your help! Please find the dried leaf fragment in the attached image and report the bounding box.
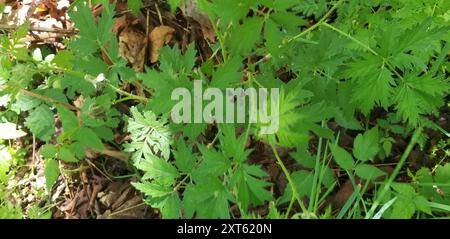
[119,27,148,72]
[149,25,175,63]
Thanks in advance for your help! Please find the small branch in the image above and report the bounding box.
[0,24,78,35]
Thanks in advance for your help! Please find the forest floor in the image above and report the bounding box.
[0,0,449,219]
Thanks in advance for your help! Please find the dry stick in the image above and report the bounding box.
[0,24,78,35]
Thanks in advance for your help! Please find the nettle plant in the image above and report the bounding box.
[0,0,449,218]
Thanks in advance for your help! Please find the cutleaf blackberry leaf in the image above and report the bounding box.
[230,164,272,211]
[218,123,252,163]
[69,2,115,55]
[227,16,263,56]
[394,73,449,125]
[183,179,232,219]
[173,139,198,173]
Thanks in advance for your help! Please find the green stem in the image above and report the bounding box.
[287,0,343,44]
[321,22,406,82]
[20,89,80,111]
[255,0,343,66]
[365,127,423,218]
[107,84,149,103]
[321,22,378,56]
[285,195,296,219]
[270,142,309,214]
[309,122,324,212]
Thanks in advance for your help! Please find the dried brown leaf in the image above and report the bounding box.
[149,25,175,63]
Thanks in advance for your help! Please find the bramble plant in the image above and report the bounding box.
[0,0,449,219]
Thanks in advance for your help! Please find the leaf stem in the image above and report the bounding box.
[19,89,80,111]
[270,142,309,214]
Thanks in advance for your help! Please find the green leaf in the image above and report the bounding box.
[167,0,182,12]
[353,127,379,162]
[192,145,231,181]
[281,170,314,203]
[354,164,386,181]
[210,57,242,89]
[128,0,143,15]
[124,107,172,160]
[389,196,416,219]
[57,106,79,132]
[156,193,181,219]
[133,182,173,198]
[227,16,263,56]
[69,2,115,54]
[219,123,252,163]
[41,144,57,159]
[352,66,395,114]
[159,44,197,75]
[230,164,272,211]
[414,195,432,215]
[44,159,59,190]
[173,139,197,173]
[395,73,449,126]
[59,147,78,163]
[25,105,55,141]
[135,154,179,181]
[183,180,231,219]
[331,145,355,171]
[294,0,327,16]
[74,127,104,151]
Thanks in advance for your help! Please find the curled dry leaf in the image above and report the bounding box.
[149,25,175,63]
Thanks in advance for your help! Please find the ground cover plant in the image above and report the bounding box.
[0,0,449,219]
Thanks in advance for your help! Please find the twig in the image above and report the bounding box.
[0,24,78,35]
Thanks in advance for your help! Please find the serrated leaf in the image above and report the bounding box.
[44,159,59,190]
[124,107,172,160]
[59,147,78,163]
[183,180,231,219]
[57,106,79,132]
[219,123,252,163]
[135,154,179,181]
[133,182,173,198]
[231,164,272,211]
[331,145,355,171]
[353,127,379,162]
[173,139,197,173]
[25,105,55,141]
[41,144,57,159]
[227,16,263,56]
[74,127,104,151]
[354,164,386,181]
